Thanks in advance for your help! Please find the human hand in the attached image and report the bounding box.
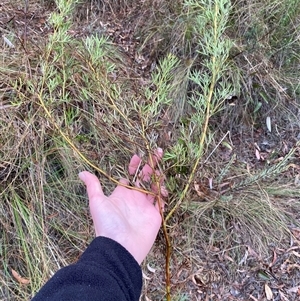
[79,149,166,264]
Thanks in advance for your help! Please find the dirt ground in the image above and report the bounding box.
[1,1,300,300]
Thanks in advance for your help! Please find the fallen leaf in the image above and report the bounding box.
[249,295,259,301]
[3,36,15,48]
[142,271,151,280]
[286,245,300,252]
[278,291,289,301]
[147,263,156,273]
[222,140,233,150]
[255,149,261,160]
[238,250,248,265]
[292,251,300,258]
[287,164,300,170]
[269,250,277,267]
[266,116,271,132]
[287,286,300,293]
[192,273,208,286]
[191,269,208,286]
[287,264,300,272]
[208,246,220,252]
[247,246,259,258]
[11,269,30,285]
[208,178,213,189]
[223,254,234,262]
[193,181,209,200]
[265,283,273,300]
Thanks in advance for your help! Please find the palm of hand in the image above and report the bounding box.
[79,151,165,264]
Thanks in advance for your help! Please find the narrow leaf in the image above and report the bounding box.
[258,271,270,280]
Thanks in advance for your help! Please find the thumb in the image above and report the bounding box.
[79,171,104,201]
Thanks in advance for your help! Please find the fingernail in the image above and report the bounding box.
[78,171,86,181]
[157,147,163,153]
[156,147,163,157]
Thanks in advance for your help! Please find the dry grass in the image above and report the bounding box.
[1,0,300,300]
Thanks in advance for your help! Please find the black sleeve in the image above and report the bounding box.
[32,237,142,301]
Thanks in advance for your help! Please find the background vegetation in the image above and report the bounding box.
[1,0,299,300]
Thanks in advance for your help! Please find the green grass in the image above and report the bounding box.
[1,0,300,299]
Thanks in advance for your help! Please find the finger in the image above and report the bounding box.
[128,154,142,175]
[79,171,104,200]
[139,163,153,182]
[119,178,129,185]
[140,148,164,182]
[157,184,168,198]
[161,185,168,198]
[110,178,131,197]
[155,198,165,213]
[151,182,168,198]
[150,170,168,197]
[149,147,163,166]
[146,193,155,204]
